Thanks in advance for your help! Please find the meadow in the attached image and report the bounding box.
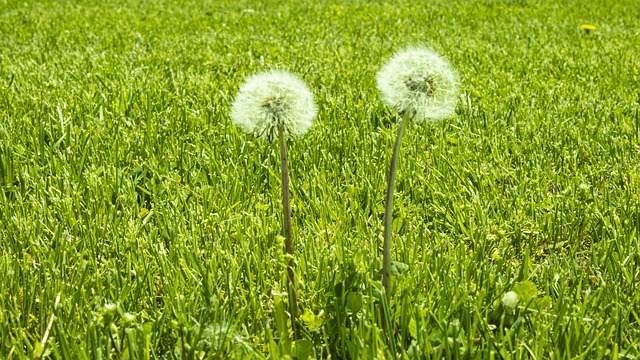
[0,0,639,358]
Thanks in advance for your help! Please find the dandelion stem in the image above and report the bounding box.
[380,111,410,342]
[278,122,300,341]
[382,111,410,297]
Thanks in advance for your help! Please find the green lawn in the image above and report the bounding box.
[1,0,639,358]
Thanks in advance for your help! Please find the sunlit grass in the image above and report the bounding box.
[0,0,639,358]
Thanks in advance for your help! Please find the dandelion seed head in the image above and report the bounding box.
[501,291,519,310]
[377,47,458,121]
[231,70,317,141]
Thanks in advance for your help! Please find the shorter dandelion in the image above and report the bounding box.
[231,69,317,340]
[231,70,317,141]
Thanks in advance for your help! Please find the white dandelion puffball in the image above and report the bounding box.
[501,291,520,310]
[231,70,317,141]
[376,47,458,121]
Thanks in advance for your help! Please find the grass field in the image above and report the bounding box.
[1,0,639,358]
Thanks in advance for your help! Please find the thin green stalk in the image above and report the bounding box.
[382,111,410,296]
[380,289,398,358]
[381,111,410,339]
[278,123,300,341]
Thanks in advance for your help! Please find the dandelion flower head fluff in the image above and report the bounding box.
[377,47,458,121]
[501,291,520,310]
[231,70,317,141]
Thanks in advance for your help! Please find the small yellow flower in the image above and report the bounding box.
[580,24,596,34]
[138,207,149,217]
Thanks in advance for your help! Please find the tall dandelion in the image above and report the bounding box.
[231,69,317,339]
[376,47,459,297]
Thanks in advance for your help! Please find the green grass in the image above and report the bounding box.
[1,0,639,358]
